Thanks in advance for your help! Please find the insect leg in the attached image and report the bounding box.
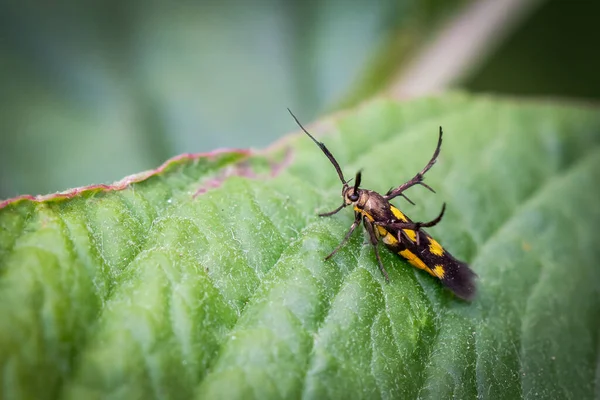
[384,127,443,201]
[385,187,415,205]
[363,216,390,282]
[376,203,446,245]
[319,203,346,217]
[324,213,362,260]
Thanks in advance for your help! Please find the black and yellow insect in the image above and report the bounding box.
[289,109,476,300]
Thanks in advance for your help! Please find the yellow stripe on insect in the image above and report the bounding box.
[402,229,417,242]
[428,238,445,256]
[376,226,388,237]
[382,232,398,245]
[356,207,374,221]
[399,249,434,276]
[390,206,408,222]
[433,265,446,279]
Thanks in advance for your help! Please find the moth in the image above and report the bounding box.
[289,109,476,300]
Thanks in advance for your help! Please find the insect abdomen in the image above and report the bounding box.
[381,227,476,300]
[416,245,477,301]
[434,256,476,300]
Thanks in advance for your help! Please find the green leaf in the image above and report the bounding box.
[1,94,599,399]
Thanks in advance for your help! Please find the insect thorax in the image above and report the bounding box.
[353,190,394,221]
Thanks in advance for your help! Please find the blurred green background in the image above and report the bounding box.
[0,0,597,198]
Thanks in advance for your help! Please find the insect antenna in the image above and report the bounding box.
[353,170,362,192]
[384,126,443,200]
[288,108,347,185]
[346,170,362,201]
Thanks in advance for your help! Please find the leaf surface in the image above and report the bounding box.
[1,94,599,399]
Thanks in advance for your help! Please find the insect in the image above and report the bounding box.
[289,109,476,300]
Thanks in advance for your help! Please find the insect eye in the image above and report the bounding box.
[349,193,359,202]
